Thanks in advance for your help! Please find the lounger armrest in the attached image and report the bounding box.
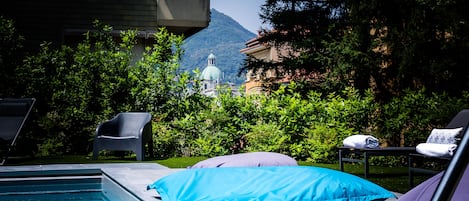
[141,120,152,139]
[97,135,138,140]
[95,117,119,137]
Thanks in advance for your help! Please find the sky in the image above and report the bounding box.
[210,0,266,34]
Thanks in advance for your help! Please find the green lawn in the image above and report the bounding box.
[6,155,433,194]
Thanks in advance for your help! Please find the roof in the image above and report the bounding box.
[200,66,222,81]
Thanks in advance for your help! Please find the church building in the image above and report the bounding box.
[200,53,223,97]
[199,53,240,97]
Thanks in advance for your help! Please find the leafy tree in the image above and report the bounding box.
[7,20,204,156]
[244,0,469,100]
[341,0,469,99]
[129,27,209,121]
[243,0,346,93]
[0,16,25,97]
[16,21,136,154]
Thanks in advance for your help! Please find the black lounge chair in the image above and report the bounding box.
[399,118,469,201]
[409,109,469,186]
[0,98,36,165]
[92,112,153,161]
[338,109,469,187]
[431,115,469,201]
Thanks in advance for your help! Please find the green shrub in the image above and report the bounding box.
[15,22,137,154]
[193,130,231,157]
[5,16,469,164]
[9,21,197,156]
[376,89,469,147]
[152,121,182,159]
[0,16,25,97]
[244,121,289,153]
[302,122,355,163]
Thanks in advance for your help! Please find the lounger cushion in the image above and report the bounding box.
[148,166,396,201]
[0,117,23,141]
[189,152,297,168]
[426,127,463,144]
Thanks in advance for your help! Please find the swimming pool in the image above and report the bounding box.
[0,169,142,201]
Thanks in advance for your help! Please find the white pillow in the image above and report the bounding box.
[426,127,463,144]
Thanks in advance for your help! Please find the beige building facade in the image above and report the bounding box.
[240,34,292,95]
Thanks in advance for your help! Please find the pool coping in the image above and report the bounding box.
[0,163,184,200]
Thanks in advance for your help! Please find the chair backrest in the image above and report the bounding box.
[0,98,35,145]
[432,119,469,200]
[445,109,469,143]
[116,112,151,137]
[445,109,469,129]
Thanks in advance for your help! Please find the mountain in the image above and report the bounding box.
[180,9,256,85]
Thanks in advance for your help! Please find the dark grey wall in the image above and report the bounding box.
[1,0,209,50]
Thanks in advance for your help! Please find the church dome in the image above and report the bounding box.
[200,53,222,81]
[200,66,222,81]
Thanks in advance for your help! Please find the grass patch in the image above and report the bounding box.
[155,156,207,168]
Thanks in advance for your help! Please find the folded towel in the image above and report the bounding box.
[416,143,457,158]
[343,135,379,149]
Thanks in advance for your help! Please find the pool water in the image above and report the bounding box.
[0,169,141,201]
[1,191,108,201]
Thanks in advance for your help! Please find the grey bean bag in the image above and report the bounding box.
[190,152,297,168]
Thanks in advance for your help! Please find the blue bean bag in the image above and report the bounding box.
[148,166,396,201]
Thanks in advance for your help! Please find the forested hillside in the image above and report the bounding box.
[180,9,256,85]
